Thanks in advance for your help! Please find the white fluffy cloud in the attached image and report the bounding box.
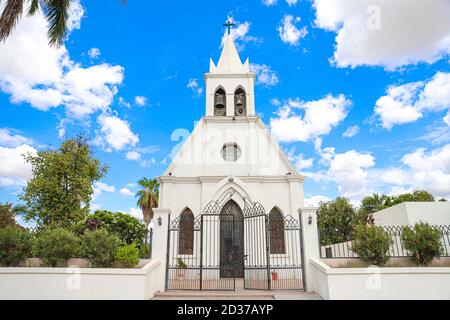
[187,78,203,98]
[0,129,33,147]
[0,144,37,187]
[88,47,101,59]
[374,72,450,129]
[0,2,124,118]
[444,111,450,126]
[286,0,298,6]
[277,15,307,46]
[249,63,279,87]
[270,94,351,143]
[63,64,124,118]
[378,168,409,186]
[401,145,450,197]
[262,0,277,6]
[328,150,375,199]
[304,195,330,207]
[120,187,134,197]
[313,0,450,69]
[93,181,115,199]
[376,145,450,199]
[126,151,142,161]
[128,207,143,220]
[293,154,314,170]
[94,114,139,152]
[134,96,147,106]
[342,125,360,138]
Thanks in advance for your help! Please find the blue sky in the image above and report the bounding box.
[0,0,449,218]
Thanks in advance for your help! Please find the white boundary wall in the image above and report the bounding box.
[373,202,450,226]
[0,259,161,300]
[310,258,450,300]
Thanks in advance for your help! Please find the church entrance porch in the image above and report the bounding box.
[165,198,305,291]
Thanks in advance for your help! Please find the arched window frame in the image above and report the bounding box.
[234,87,247,116]
[269,207,286,254]
[179,208,194,255]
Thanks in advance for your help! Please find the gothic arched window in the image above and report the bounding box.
[234,88,246,116]
[269,207,285,254]
[214,88,226,116]
[179,208,194,255]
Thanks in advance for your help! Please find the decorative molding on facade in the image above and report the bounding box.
[204,73,256,79]
[203,115,258,123]
[158,175,303,184]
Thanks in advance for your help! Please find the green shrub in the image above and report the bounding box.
[115,244,139,268]
[401,222,443,265]
[138,243,151,259]
[81,229,120,267]
[34,228,81,267]
[76,210,147,245]
[351,224,392,266]
[0,226,33,266]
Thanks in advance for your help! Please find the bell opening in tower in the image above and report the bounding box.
[214,88,226,116]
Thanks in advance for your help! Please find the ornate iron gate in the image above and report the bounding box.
[243,202,270,289]
[166,197,305,291]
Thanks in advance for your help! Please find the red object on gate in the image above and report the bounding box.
[271,272,278,281]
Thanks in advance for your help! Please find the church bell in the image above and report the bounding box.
[215,94,225,109]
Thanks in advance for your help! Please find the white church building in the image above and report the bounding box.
[153,28,316,291]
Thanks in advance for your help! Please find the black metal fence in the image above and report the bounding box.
[319,225,450,259]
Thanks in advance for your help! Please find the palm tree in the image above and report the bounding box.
[0,0,127,46]
[135,178,159,228]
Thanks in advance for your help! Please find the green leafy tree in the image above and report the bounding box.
[0,0,74,46]
[317,197,360,246]
[391,190,434,205]
[0,203,17,229]
[0,226,33,266]
[75,210,147,245]
[136,178,159,228]
[361,193,393,213]
[0,0,129,46]
[0,202,28,229]
[20,136,108,229]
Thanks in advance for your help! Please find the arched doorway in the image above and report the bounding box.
[220,199,244,278]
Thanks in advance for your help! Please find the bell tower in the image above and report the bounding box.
[204,22,256,117]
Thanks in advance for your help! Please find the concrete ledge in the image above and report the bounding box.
[310,258,450,300]
[0,259,162,300]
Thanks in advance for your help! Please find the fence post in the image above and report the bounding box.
[298,207,320,292]
[152,208,171,293]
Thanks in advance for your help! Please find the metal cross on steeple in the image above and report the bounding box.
[222,20,236,35]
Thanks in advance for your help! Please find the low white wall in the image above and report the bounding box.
[311,258,450,300]
[0,259,161,300]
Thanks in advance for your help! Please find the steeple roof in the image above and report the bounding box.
[210,34,249,74]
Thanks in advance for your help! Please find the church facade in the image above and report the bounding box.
[157,31,307,291]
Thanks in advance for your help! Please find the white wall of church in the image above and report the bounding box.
[165,117,296,178]
[160,179,303,218]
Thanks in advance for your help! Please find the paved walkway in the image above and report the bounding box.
[152,280,321,300]
[152,290,322,300]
